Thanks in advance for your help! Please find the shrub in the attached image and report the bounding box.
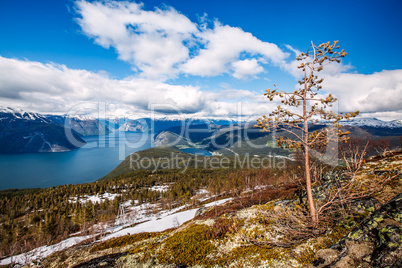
[90,232,159,253]
[157,224,214,266]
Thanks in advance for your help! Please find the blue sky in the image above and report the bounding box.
[0,0,401,120]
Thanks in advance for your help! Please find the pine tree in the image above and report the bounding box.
[256,41,359,225]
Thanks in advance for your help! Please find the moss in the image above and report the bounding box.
[378,225,402,249]
[204,217,238,240]
[157,224,215,267]
[294,246,319,266]
[90,232,161,253]
[127,240,161,264]
[210,244,294,267]
[291,226,350,266]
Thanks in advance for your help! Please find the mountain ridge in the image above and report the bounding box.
[0,108,85,153]
[339,117,402,128]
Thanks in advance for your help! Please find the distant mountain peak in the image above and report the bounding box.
[339,117,402,128]
[0,106,49,123]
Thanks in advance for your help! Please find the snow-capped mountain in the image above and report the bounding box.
[45,115,111,136]
[117,119,149,132]
[0,107,85,153]
[0,107,111,137]
[113,118,234,133]
[0,106,49,123]
[339,118,402,129]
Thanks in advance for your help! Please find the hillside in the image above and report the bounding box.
[153,131,194,148]
[152,124,292,156]
[44,115,111,136]
[2,150,399,267]
[101,144,293,181]
[154,121,402,158]
[157,123,227,144]
[100,147,196,180]
[112,118,233,135]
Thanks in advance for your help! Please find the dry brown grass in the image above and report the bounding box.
[195,181,301,220]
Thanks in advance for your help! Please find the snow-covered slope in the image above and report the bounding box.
[0,106,49,123]
[0,197,232,266]
[339,117,402,128]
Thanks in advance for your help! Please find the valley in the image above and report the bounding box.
[1,107,402,267]
[0,149,400,267]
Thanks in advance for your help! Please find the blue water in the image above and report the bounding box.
[0,132,153,190]
[180,148,212,156]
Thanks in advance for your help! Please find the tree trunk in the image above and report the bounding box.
[303,69,318,226]
[304,143,318,225]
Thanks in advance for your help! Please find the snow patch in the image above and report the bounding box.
[105,197,232,240]
[149,185,170,192]
[68,192,120,204]
[0,236,91,266]
[1,196,232,266]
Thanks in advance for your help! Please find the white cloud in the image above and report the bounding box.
[75,1,288,80]
[0,56,206,115]
[1,1,401,121]
[1,56,401,120]
[322,70,402,114]
[181,23,287,77]
[358,110,402,122]
[76,0,198,80]
[0,56,280,119]
[232,59,264,79]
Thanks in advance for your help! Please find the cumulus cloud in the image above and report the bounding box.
[75,1,288,80]
[358,110,402,122]
[322,70,402,114]
[232,59,264,79]
[76,0,197,80]
[1,1,401,120]
[0,56,205,115]
[181,23,287,77]
[1,55,401,120]
[0,56,279,118]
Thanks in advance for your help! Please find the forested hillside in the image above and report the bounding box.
[0,158,297,259]
[3,150,399,267]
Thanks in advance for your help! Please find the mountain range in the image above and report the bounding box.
[1,106,401,154]
[152,118,402,157]
[0,107,85,153]
[0,107,234,153]
[339,117,402,128]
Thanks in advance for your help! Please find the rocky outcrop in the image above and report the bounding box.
[118,119,148,132]
[312,193,402,268]
[154,131,191,147]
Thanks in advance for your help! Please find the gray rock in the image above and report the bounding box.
[313,193,402,268]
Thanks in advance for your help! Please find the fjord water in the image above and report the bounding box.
[180,148,212,156]
[0,132,153,190]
